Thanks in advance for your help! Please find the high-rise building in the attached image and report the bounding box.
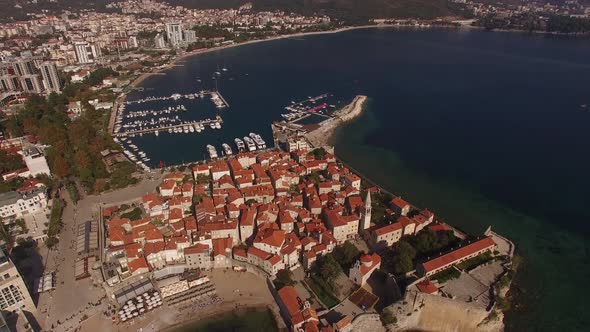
[128,35,138,48]
[39,62,61,93]
[18,75,43,94]
[0,57,60,95]
[74,41,101,64]
[0,250,35,313]
[183,30,196,44]
[154,33,166,49]
[165,22,183,47]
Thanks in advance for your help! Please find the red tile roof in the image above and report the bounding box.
[421,237,496,274]
[184,243,210,255]
[373,222,403,236]
[416,279,438,294]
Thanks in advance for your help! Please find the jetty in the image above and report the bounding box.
[123,90,229,107]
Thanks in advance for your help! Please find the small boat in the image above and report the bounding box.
[215,122,221,129]
[235,138,245,152]
[244,137,256,151]
[189,126,195,133]
[206,145,218,159]
[222,143,233,155]
[209,122,216,129]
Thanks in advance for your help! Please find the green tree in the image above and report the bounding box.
[274,269,296,289]
[332,242,361,270]
[318,254,341,284]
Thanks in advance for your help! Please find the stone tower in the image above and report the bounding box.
[361,191,372,230]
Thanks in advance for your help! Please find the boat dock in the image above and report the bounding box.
[124,90,229,106]
[114,117,223,138]
[216,92,230,108]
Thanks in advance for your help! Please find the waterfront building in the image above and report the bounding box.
[417,237,496,277]
[0,250,35,313]
[165,22,183,47]
[391,196,411,216]
[39,61,61,93]
[184,244,212,269]
[74,41,101,64]
[349,253,381,286]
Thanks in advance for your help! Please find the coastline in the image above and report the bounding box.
[159,304,278,332]
[305,95,368,148]
[125,24,408,92]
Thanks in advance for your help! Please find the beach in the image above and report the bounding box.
[79,269,282,332]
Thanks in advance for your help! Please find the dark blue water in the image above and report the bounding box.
[131,27,590,331]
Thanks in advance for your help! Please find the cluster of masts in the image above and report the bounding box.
[281,93,335,120]
[124,91,209,105]
[207,133,267,159]
[125,104,187,119]
[113,137,151,172]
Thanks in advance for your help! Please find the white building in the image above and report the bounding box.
[154,33,166,49]
[183,30,196,44]
[74,42,101,64]
[22,146,51,177]
[165,22,183,47]
[0,250,35,313]
[0,182,47,220]
[39,61,61,93]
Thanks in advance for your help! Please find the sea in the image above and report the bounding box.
[127,27,590,332]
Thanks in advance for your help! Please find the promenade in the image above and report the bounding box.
[36,173,163,332]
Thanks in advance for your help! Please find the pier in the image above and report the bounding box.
[123,90,229,106]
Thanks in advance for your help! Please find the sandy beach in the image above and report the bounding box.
[79,269,283,332]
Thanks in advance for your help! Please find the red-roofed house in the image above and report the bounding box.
[277,286,319,331]
[184,244,212,269]
[128,257,150,276]
[370,222,403,250]
[390,196,411,216]
[212,237,233,268]
[253,228,285,255]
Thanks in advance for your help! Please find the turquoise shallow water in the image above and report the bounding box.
[132,27,590,331]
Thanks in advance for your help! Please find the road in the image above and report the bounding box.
[36,173,163,331]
